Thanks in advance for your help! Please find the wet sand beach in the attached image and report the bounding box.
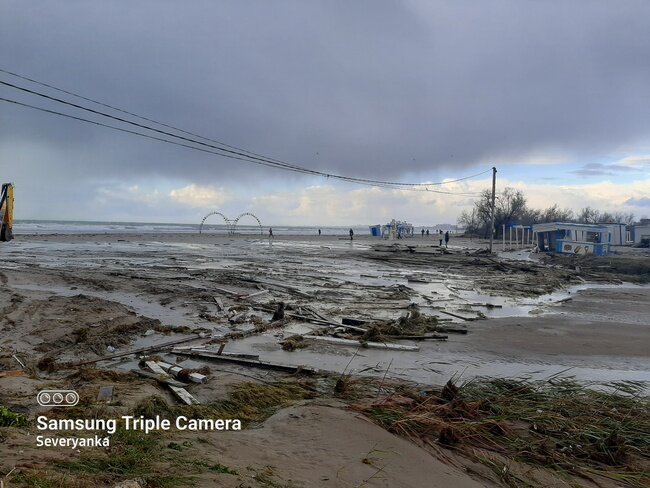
[1,232,648,487]
[2,232,648,382]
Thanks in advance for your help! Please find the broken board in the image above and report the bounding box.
[168,385,200,405]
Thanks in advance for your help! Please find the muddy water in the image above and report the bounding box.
[2,237,648,385]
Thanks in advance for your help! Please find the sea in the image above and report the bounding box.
[12,219,377,236]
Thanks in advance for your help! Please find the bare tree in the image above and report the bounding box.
[579,207,601,224]
[458,187,527,237]
[458,208,480,236]
[541,204,574,222]
[459,191,634,239]
[494,188,527,235]
[612,212,635,225]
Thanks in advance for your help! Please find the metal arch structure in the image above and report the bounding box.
[232,212,264,235]
[199,211,234,235]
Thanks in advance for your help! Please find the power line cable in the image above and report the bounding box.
[0,79,324,176]
[0,96,483,195]
[0,68,490,186]
[0,67,312,171]
[0,68,492,187]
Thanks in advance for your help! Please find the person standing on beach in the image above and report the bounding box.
[426,229,429,236]
[349,228,354,240]
[444,231,450,248]
[439,230,443,247]
[421,228,425,237]
[318,229,321,236]
[269,227,274,240]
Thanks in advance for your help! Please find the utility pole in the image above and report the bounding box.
[489,166,497,253]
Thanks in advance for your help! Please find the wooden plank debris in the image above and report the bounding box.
[301,306,331,323]
[133,369,188,388]
[155,361,207,384]
[172,349,316,375]
[385,334,448,341]
[174,347,259,360]
[237,278,313,298]
[144,361,168,376]
[169,385,200,405]
[241,289,269,300]
[213,286,243,297]
[469,302,503,309]
[67,335,203,368]
[286,313,366,332]
[437,310,475,321]
[303,335,419,351]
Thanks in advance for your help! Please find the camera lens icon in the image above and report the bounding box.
[37,390,79,407]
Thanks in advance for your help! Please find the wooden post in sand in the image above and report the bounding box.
[489,166,497,253]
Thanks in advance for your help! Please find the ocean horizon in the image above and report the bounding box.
[13,219,460,236]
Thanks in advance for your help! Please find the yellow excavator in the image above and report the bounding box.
[1,183,14,242]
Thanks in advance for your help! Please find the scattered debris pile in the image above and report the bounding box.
[359,246,586,297]
[363,307,441,338]
[543,254,650,284]
[302,305,454,349]
[281,334,307,351]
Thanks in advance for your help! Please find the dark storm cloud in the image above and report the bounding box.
[570,162,640,177]
[1,0,649,186]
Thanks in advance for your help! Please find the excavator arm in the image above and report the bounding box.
[1,183,14,242]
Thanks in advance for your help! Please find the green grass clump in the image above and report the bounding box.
[60,428,159,476]
[133,395,175,418]
[135,380,316,426]
[10,473,63,488]
[0,405,28,427]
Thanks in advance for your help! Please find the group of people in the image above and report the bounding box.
[420,228,450,247]
[268,227,449,246]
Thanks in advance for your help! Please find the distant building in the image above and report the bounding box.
[602,223,627,246]
[632,223,650,245]
[369,219,414,239]
[532,222,611,256]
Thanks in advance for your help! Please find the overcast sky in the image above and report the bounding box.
[1,0,649,226]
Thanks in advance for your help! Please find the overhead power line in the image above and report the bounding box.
[2,96,484,196]
[0,70,488,194]
[0,97,309,172]
[0,67,314,173]
[0,68,491,188]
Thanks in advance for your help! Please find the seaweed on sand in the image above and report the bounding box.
[353,377,650,487]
